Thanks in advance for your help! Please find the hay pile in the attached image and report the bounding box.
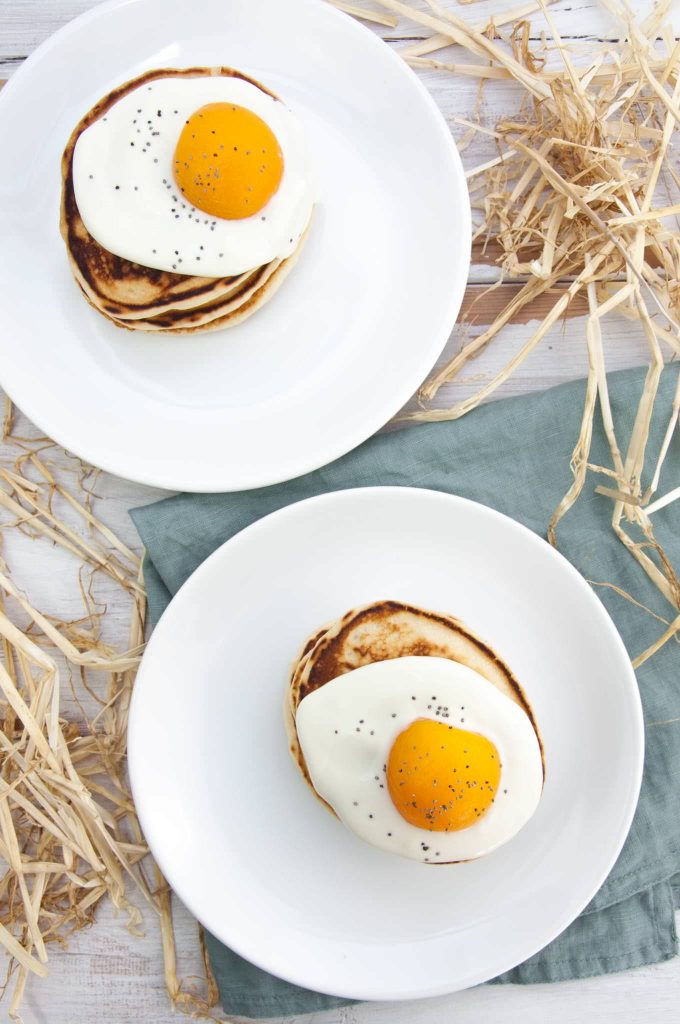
[372,0,680,667]
[0,421,217,1021]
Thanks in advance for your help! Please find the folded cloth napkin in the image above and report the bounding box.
[131,365,680,1019]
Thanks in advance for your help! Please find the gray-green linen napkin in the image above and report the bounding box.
[131,365,679,1018]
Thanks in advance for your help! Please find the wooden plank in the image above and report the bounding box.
[459,282,589,325]
[16,879,680,1024]
[1,0,678,75]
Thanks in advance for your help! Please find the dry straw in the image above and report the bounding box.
[0,434,219,1021]
[2,0,680,1019]
[370,0,680,669]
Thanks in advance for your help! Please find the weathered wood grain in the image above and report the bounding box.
[2,0,678,74]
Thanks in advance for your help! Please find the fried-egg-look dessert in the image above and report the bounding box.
[60,67,314,333]
[287,601,544,864]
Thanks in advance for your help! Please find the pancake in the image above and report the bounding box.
[285,600,543,810]
[60,66,310,333]
[98,220,310,333]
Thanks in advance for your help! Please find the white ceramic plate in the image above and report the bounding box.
[0,0,469,492]
[128,487,643,1001]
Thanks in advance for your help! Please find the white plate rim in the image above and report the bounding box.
[0,0,471,493]
[128,485,644,1000]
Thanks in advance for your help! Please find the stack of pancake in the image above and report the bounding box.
[285,599,542,810]
[59,67,311,334]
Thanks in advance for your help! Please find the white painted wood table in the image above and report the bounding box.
[1,1,679,1022]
